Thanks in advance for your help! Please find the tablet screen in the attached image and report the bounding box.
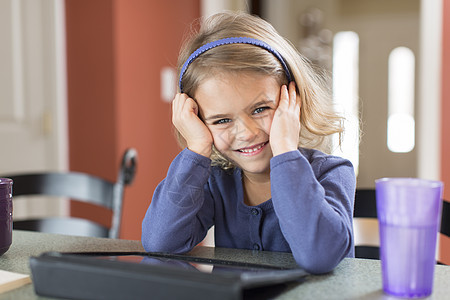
[93,253,289,275]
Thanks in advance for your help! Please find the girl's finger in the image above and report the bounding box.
[172,93,181,118]
[289,81,297,108]
[173,93,192,116]
[279,85,289,108]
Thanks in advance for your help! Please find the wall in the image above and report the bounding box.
[439,0,450,263]
[65,0,200,239]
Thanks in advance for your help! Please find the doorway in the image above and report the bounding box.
[0,0,68,219]
[264,0,420,187]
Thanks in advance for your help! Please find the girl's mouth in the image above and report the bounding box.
[235,141,269,155]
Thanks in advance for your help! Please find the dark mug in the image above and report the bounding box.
[0,178,13,255]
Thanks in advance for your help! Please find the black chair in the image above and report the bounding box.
[441,200,450,238]
[438,200,450,264]
[354,188,450,263]
[353,189,380,259]
[3,148,137,238]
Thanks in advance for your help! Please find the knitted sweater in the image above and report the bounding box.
[142,148,356,274]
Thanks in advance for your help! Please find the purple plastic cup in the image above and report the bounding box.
[0,178,13,255]
[376,178,443,298]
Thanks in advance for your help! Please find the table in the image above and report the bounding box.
[1,231,450,299]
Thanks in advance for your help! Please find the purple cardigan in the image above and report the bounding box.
[142,148,356,274]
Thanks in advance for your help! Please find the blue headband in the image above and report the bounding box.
[179,37,292,92]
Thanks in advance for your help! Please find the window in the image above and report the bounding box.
[387,47,415,153]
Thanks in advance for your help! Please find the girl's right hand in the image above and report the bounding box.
[172,93,213,157]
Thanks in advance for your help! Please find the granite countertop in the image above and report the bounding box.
[0,230,145,275]
[2,230,450,299]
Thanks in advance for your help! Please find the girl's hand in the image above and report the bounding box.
[172,93,213,157]
[269,82,301,156]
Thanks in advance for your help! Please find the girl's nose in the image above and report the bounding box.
[233,116,259,142]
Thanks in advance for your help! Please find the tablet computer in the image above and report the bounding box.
[30,251,307,300]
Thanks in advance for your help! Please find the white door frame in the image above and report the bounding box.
[418,0,442,181]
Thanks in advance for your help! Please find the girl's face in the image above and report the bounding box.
[194,72,281,176]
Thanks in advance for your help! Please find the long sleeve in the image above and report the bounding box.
[141,149,215,253]
[270,149,355,274]
[142,147,355,275]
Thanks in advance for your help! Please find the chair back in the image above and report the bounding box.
[440,200,450,238]
[353,189,380,259]
[4,148,137,238]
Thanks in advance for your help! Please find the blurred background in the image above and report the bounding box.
[0,0,449,259]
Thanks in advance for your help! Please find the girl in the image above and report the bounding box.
[142,11,355,274]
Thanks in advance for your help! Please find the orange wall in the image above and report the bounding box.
[439,0,450,263]
[66,0,200,239]
[66,0,117,178]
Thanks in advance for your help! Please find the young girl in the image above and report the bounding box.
[142,11,355,274]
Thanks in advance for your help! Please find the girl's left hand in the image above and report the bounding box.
[269,82,301,156]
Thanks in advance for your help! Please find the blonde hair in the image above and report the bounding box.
[176,11,344,169]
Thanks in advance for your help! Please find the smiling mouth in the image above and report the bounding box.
[236,141,269,154]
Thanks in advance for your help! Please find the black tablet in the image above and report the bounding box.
[30,251,308,300]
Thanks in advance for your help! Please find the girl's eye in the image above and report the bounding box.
[213,118,231,125]
[253,107,270,114]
